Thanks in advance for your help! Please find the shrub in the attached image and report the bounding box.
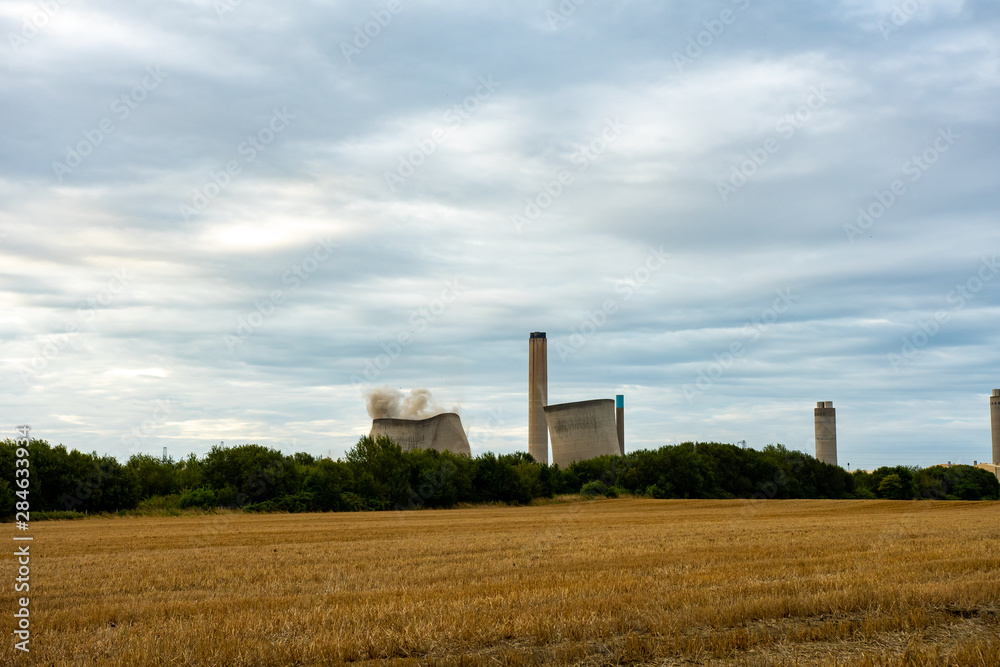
[253,492,315,513]
[581,480,609,497]
[178,487,217,509]
[137,494,181,511]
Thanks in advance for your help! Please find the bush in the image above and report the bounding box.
[581,480,609,497]
[215,485,243,508]
[245,492,316,513]
[137,494,181,511]
[31,510,89,521]
[644,484,665,498]
[178,487,217,509]
[878,474,908,500]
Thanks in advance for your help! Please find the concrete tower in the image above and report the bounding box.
[545,399,621,467]
[991,389,1000,465]
[814,401,837,466]
[370,413,472,455]
[528,332,548,464]
[615,395,625,455]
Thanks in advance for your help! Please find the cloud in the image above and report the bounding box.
[0,0,997,469]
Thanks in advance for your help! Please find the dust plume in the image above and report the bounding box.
[365,386,454,419]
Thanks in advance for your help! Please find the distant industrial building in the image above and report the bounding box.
[977,463,1000,479]
[934,461,1000,480]
[370,413,471,455]
[991,389,999,465]
[544,399,621,468]
[527,331,624,467]
[814,401,837,466]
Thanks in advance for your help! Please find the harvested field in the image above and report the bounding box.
[3,499,999,665]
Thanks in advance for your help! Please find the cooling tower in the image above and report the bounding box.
[528,332,549,464]
[544,399,621,468]
[369,413,471,456]
[616,394,624,455]
[991,389,1000,465]
[814,401,837,466]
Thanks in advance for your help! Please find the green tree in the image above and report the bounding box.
[202,444,300,504]
[127,453,179,498]
[878,474,907,500]
[344,436,411,508]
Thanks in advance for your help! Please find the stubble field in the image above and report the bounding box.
[3,499,1000,666]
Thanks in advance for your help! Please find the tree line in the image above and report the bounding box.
[1,436,997,516]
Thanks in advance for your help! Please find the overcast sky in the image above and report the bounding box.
[2,0,998,468]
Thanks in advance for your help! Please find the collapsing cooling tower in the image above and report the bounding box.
[369,413,471,456]
[544,399,621,468]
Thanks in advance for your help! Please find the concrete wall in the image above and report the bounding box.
[370,413,471,456]
[528,332,549,464]
[814,401,838,466]
[545,399,621,468]
[615,394,624,455]
[976,462,1000,480]
[991,389,1000,465]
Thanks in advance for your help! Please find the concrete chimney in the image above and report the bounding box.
[528,332,548,464]
[991,389,1000,465]
[814,401,837,466]
[616,394,625,455]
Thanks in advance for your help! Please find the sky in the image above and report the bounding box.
[1,0,998,469]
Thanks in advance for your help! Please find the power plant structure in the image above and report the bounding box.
[992,389,1000,465]
[544,399,622,467]
[528,332,549,464]
[527,331,624,467]
[370,413,471,456]
[616,394,625,455]
[814,401,837,466]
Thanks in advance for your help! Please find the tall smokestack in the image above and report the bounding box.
[616,394,624,455]
[991,389,1000,465]
[814,401,837,466]
[528,332,548,464]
